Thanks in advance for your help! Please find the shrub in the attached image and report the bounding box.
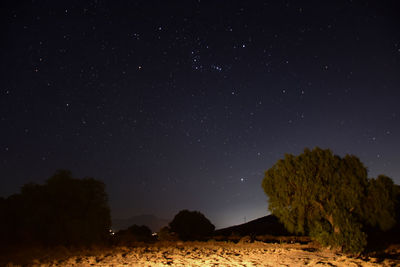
[115,225,154,244]
[169,210,215,241]
[157,226,179,241]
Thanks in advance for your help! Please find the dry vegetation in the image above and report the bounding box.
[2,240,400,267]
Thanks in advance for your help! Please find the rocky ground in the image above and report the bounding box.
[3,241,400,266]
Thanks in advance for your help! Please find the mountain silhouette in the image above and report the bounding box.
[112,214,169,232]
[214,215,290,236]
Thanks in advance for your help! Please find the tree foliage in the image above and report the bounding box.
[262,147,398,253]
[0,170,111,246]
[115,224,154,244]
[169,210,215,241]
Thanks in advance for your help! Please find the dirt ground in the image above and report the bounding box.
[3,241,400,266]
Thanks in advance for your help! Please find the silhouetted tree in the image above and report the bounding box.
[364,175,398,229]
[169,210,215,241]
[0,170,111,246]
[262,147,397,253]
[0,197,9,245]
[115,224,154,244]
[364,183,400,250]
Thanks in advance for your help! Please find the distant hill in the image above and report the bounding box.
[112,214,169,232]
[214,215,290,236]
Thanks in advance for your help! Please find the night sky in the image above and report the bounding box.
[1,1,399,229]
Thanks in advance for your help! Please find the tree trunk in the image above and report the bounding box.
[314,201,340,234]
[326,214,340,234]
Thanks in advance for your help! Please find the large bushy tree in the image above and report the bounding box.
[0,170,111,246]
[262,147,397,253]
[169,210,215,241]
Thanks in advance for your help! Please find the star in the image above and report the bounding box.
[1,0,399,233]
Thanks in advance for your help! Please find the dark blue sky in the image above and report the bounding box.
[1,0,399,229]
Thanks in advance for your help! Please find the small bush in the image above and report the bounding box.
[157,226,179,241]
[115,225,154,245]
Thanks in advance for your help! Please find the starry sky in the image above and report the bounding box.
[1,0,399,229]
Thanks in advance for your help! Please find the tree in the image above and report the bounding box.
[262,147,397,253]
[364,175,397,230]
[43,170,112,245]
[169,210,215,241]
[0,170,111,246]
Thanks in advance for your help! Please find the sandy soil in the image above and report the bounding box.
[3,241,400,266]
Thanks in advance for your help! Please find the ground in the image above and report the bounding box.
[2,241,400,266]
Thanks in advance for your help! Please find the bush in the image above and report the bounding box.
[157,226,179,241]
[115,225,154,244]
[169,210,215,241]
